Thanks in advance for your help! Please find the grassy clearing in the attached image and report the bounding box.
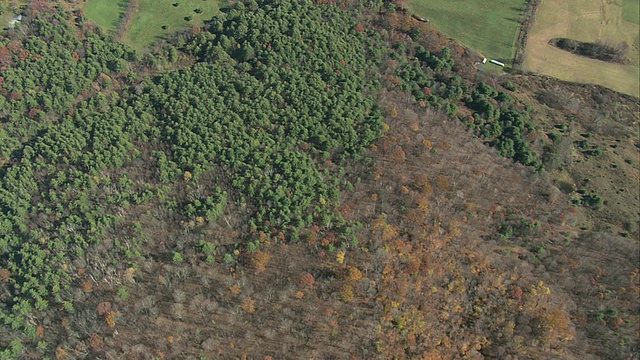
[0,12,13,29]
[406,0,528,63]
[0,0,28,30]
[523,0,640,97]
[123,0,220,50]
[622,0,639,25]
[83,0,220,50]
[84,0,128,30]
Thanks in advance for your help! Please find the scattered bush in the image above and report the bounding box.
[550,38,629,63]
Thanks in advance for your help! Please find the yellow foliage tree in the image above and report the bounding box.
[251,250,272,274]
[104,311,116,328]
[346,266,363,282]
[436,175,453,192]
[539,308,575,344]
[242,297,256,313]
[340,285,354,302]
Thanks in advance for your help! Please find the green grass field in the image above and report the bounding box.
[623,0,639,25]
[123,0,220,50]
[84,0,128,30]
[406,0,528,63]
[84,0,220,50]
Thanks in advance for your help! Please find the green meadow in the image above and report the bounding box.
[84,0,128,30]
[622,0,639,25]
[124,0,220,50]
[406,0,528,63]
[84,0,220,50]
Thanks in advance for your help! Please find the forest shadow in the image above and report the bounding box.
[112,0,130,29]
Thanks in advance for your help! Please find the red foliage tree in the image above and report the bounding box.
[299,273,315,288]
[28,108,41,119]
[18,49,31,62]
[9,91,22,102]
[96,302,112,316]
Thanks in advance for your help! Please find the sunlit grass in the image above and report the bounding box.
[406,0,528,63]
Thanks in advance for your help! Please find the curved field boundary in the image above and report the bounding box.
[84,0,220,50]
[522,0,639,97]
[123,0,221,50]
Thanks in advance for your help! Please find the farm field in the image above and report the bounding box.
[84,0,220,50]
[84,0,128,30]
[406,0,528,64]
[623,0,639,25]
[523,0,640,97]
[123,0,220,50]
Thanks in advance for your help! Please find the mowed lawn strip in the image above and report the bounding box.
[124,0,220,50]
[407,0,528,63]
[622,0,639,25]
[84,0,128,30]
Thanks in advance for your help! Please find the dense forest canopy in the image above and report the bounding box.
[0,1,387,356]
[0,0,637,359]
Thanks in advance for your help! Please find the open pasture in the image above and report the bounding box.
[522,0,639,97]
[124,0,220,50]
[84,0,220,50]
[84,0,128,30]
[406,0,529,64]
[623,0,639,25]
